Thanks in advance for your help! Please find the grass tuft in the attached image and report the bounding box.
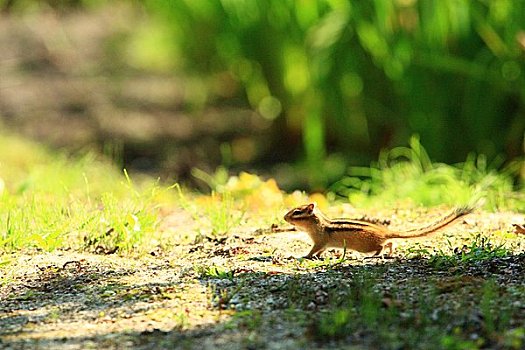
[331,135,523,211]
[0,132,165,254]
[429,233,510,269]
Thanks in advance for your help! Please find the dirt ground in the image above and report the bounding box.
[1,208,524,349]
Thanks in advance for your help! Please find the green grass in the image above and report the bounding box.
[309,271,522,349]
[0,132,167,254]
[0,131,523,350]
[428,233,511,269]
[0,131,522,257]
[176,186,246,238]
[331,135,524,211]
[195,264,235,280]
[0,131,522,256]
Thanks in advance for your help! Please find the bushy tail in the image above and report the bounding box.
[386,206,473,239]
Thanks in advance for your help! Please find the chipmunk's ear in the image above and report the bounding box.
[306,203,316,213]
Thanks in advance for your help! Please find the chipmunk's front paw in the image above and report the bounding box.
[301,255,322,260]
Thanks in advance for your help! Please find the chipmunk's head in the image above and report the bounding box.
[284,203,316,225]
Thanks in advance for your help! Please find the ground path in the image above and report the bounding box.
[1,209,524,349]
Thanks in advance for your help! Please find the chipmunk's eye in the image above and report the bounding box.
[292,209,303,216]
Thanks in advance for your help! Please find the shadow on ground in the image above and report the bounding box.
[1,250,524,349]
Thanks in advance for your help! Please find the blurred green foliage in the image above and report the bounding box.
[2,0,524,189]
[142,0,524,186]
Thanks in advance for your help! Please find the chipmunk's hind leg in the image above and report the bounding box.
[364,247,385,259]
[304,243,326,259]
[368,244,394,259]
[313,249,325,258]
[383,242,394,257]
[372,245,384,256]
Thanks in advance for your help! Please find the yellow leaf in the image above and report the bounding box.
[308,193,328,210]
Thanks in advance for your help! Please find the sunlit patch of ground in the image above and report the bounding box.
[1,208,524,349]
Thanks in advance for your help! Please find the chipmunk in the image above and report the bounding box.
[284,203,473,258]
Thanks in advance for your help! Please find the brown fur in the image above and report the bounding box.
[284,203,472,258]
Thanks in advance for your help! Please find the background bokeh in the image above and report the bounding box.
[1,0,524,190]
